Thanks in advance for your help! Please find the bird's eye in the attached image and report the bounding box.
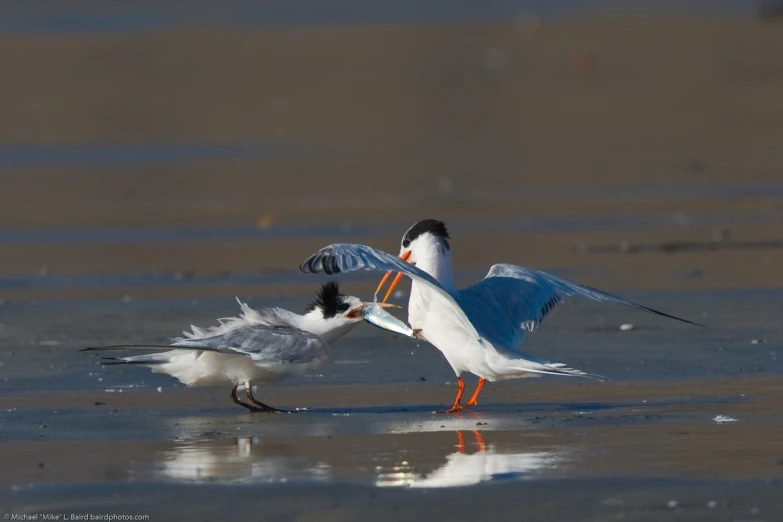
[402,239,410,248]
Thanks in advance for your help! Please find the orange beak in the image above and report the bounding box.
[375,250,412,303]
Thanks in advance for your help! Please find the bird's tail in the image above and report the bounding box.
[526,362,606,381]
[492,353,605,381]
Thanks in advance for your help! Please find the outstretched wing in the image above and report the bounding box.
[301,243,480,341]
[460,263,700,350]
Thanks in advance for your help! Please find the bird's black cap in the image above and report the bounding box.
[402,219,450,249]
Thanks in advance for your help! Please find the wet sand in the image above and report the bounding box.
[2,4,783,521]
[3,374,783,520]
[2,293,783,519]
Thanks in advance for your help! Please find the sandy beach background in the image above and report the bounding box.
[1,2,782,520]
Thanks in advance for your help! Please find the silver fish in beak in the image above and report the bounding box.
[361,302,421,339]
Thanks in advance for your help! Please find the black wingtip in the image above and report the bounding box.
[300,252,341,275]
[643,307,705,328]
[81,344,178,352]
[299,256,316,273]
[82,345,127,352]
[100,357,166,366]
[82,345,126,352]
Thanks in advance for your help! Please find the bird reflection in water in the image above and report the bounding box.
[375,430,559,488]
[152,431,560,487]
[156,437,331,484]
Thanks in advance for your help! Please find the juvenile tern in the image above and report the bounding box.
[83,282,395,412]
[301,219,700,413]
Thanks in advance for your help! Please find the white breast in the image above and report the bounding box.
[152,350,291,387]
[407,281,497,378]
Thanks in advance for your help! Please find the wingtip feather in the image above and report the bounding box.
[643,306,704,328]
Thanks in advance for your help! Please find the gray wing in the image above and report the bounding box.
[84,302,329,366]
[460,263,700,351]
[172,323,329,365]
[301,243,480,341]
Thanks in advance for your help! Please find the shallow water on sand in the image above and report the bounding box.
[1,292,782,520]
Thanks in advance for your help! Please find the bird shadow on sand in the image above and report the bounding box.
[247,403,455,415]
[234,392,749,418]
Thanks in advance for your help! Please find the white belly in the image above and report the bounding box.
[408,292,496,379]
[408,286,547,382]
[152,350,321,387]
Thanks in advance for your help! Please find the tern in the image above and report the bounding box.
[83,282,395,412]
[301,219,700,413]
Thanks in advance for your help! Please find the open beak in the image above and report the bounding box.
[347,301,401,320]
[375,250,412,303]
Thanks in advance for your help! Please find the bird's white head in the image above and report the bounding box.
[302,282,394,343]
[376,219,455,302]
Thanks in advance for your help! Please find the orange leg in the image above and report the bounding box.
[456,431,466,453]
[465,378,486,407]
[446,377,465,413]
[472,430,486,451]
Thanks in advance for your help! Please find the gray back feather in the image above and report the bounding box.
[174,323,328,365]
[172,302,329,365]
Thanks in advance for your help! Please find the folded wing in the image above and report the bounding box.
[172,322,329,365]
[85,303,329,366]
